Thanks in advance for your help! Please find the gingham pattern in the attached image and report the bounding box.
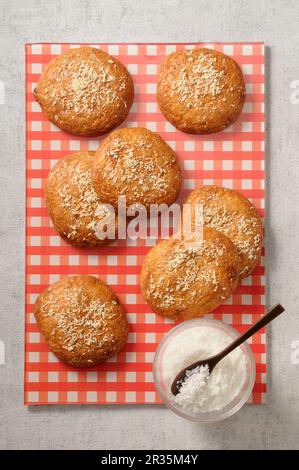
[25,43,265,405]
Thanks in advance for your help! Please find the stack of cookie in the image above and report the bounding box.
[141,186,263,321]
[33,45,263,367]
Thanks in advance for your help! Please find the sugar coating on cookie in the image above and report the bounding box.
[92,127,182,210]
[45,151,116,247]
[186,186,263,278]
[34,47,134,136]
[157,48,245,134]
[34,275,129,367]
[140,227,239,321]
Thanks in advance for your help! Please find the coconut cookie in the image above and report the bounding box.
[34,46,134,136]
[157,48,245,134]
[34,275,129,367]
[45,151,117,247]
[140,227,239,321]
[92,127,182,210]
[186,186,263,278]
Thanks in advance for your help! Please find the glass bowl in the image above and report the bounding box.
[153,318,256,422]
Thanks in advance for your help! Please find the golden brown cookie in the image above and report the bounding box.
[140,227,239,321]
[92,127,182,210]
[34,275,129,367]
[34,46,134,136]
[157,48,245,134]
[186,186,263,278]
[45,151,117,247]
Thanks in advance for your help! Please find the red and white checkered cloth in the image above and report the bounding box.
[25,42,265,405]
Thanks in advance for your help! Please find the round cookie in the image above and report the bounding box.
[34,275,129,367]
[92,127,182,210]
[186,185,263,278]
[140,226,239,321]
[157,48,245,134]
[34,46,134,136]
[45,151,117,247]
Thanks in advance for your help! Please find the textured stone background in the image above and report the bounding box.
[0,0,299,450]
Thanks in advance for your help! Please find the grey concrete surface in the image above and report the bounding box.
[0,0,299,450]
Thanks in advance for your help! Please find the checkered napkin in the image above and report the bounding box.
[25,43,265,405]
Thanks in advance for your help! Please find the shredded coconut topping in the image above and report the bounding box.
[146,236,235,310]
[40,284,118,354]
[193,190,262,276]
[159,49,245,126]
[101,132,180,203]
[50,154,110,243]
[163,50,229,109]
[37,48,131,121]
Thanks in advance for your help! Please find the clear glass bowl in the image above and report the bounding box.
[153,318,256,422]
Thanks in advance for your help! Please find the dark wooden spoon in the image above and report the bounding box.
[171,303,285,396]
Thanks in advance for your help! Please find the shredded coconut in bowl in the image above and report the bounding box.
[162,325,247,415]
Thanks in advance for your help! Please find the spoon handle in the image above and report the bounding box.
[215,303,285,362]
